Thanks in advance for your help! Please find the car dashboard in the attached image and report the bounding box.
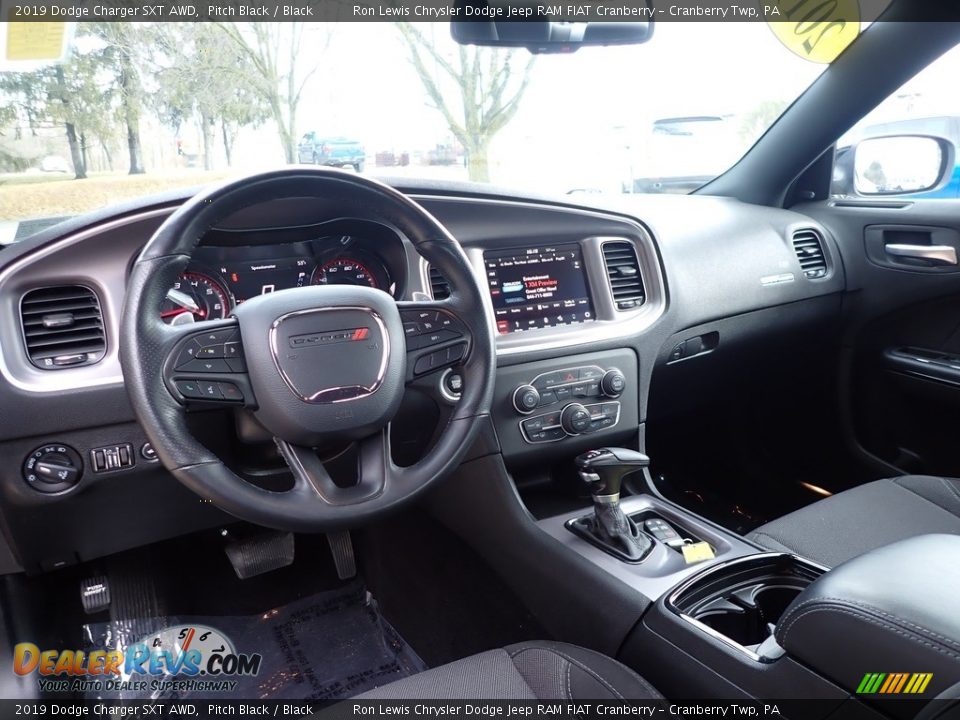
[0,180,845,573]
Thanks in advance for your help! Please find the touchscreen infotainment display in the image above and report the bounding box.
[484,244,594,334]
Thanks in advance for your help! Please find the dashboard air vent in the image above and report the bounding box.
[20,285,106,370]
[429,265,451,300]
[792,229,827,279]
[602,241,645,310]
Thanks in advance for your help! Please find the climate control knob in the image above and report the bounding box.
[601,369,626,398]
[560,403,592,435]
[512,384,541,414]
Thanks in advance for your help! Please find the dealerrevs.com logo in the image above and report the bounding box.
[13,624,262,694]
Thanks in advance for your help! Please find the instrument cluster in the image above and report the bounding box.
[161,231,402,325]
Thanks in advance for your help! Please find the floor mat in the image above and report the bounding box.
[82,581,426,701]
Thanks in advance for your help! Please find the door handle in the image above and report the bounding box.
[885,244,958,266]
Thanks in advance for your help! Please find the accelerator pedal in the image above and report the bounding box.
[327,530,356,580]
[80,575,111,614]
[224,530,295,580]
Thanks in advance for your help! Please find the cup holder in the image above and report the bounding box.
[694,585,804,647]
[667,554,825,659]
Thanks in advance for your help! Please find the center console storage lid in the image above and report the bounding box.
[776,534,960,698]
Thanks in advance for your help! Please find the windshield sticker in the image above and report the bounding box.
[766,0,862,64]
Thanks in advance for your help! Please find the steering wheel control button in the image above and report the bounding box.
[400,309,465,352]
[23,444,83,493]
[197,381,223,400]
[179,358,231,373]
[175,339,204,367]
[218,382,244,402]
[141,443,158,462]
[175,379,204,399]
[196,345,225,359]
[512,385,541,414]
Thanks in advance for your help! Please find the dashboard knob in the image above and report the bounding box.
[512,385,541,414]
[561,403,592,435]
[601,369,626,398]
[22,444,83,494]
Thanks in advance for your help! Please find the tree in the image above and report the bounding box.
[149,25,268,170]
[86,23,146,174]
[397,23,536,182]
[0,53,114,179]
[218,23,330,164]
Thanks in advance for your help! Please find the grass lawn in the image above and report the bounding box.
[0,170,235,221]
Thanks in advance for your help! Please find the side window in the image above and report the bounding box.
[832,43,960,200]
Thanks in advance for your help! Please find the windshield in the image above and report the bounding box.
[0,21,831,231]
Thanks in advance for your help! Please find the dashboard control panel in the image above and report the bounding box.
[510,365,627,444]
[494,350,639,461]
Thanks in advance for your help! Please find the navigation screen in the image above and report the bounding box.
[485,244,594,334]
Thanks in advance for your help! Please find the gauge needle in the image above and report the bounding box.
[166,287,201,313]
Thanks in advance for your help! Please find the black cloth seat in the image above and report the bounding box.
[355,641,661,700]
[748,475,960,567]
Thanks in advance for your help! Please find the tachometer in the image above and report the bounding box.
[160,272,231,325]
[311,257,379,289]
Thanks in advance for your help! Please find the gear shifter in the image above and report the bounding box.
[571,448,654,562]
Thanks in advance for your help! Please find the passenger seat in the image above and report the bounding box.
[748,475,960,567]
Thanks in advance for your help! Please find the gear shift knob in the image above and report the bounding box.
[572,447,653,562]
[576,447,650,500]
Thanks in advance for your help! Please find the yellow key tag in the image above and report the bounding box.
[682,541,715,565]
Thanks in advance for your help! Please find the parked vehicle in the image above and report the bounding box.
[297,133,365,171]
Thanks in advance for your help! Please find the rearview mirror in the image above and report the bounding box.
[451,2,653,53]
[853,135,953,196]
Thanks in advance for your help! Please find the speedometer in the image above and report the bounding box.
[160,272,231,325]
[311,258,379,289]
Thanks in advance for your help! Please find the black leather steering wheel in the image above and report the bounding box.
[120,169,495,531]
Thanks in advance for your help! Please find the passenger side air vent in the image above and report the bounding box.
[20,285,106,370]
[792,229,827,279]
[429,265,451,300]
[602,241,645,310]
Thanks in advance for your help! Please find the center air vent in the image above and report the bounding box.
[602,241,645,310]
[792,229,827,279]
[20,285,106,370]
[428,265,450,300]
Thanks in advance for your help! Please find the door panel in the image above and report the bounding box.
[797,199,960,476]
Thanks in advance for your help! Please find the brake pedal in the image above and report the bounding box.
[224,531,295,579]
[327,530,356,580]
[80,576,111,614]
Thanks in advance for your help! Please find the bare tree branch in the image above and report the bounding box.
[397,24,535,182]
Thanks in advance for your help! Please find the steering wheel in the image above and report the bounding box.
[120,169,495,531]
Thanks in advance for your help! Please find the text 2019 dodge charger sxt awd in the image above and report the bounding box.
[1,5,959,717]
